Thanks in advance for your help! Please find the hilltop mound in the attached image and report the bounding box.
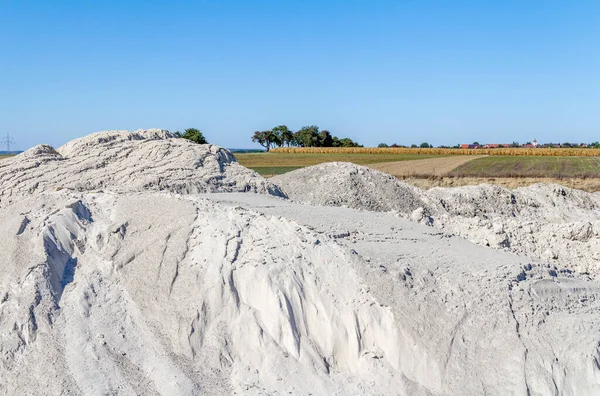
[0,129,284,207]
[272,162,428,213]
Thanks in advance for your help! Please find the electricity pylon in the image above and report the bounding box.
[1,132,15,154]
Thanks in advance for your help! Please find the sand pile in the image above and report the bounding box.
[275,163,600,275]
[428,183,600,274]
[3,190,600,395]
[0,129,284,207]
[3,134,600,395]
[271,162,427,213]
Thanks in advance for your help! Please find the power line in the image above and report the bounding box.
[1,132,15,154]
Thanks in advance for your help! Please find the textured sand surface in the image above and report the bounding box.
[3,190,600,395]
[274,162,600,276]
[2,132,600,395]
[0,129,284,208]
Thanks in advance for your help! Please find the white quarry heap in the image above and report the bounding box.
[0,129,284,207]
[272,161,428,213]
[274,162,600,277]
[2,133,600,395]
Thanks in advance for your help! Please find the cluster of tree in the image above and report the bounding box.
[378,142,432,148]
[173,128,208,144]
[378,141,600,149]
[560,142,600,148]
[252,125,361,151]
[170,128,600,150]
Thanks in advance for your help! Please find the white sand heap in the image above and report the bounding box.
[274,162,600,276]
[3,135,600,395]
[271,162,428,213]
[3,190,600,395]
[0,129,284,207]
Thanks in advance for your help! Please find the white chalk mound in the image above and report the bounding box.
[272,162,428,213]
[2,191,600,395]
[3,137,600,395]
[274,162,600,276]
[0,129,284,207]
[428,183,600,274]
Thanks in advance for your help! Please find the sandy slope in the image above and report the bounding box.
[368,155,484,177]
[0,129,283,208]
[1,190,600,395]
[2,131,600,395]
[274,162,600,277]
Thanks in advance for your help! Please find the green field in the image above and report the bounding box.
[235,153,447,176]
[449,156,600,178]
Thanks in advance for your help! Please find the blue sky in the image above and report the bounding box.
[2,1,599,150]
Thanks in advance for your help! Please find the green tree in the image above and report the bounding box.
[174,128,208,144]
[420,142,431,148]
[473,141,480,146]
[378,143,389,148]
[251,130,280,152]
[318,130,334,147]
[337,137,361,147]
[410,144,418,148]
[294,125,320,147]
[272,125,294,147]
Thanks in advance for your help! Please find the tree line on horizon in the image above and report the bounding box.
[378,142,434,148]
[378,141,600,149]
[170,128,600,150]
[252,125,361,152]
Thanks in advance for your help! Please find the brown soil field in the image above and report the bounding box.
[403,176,600,192]
[368,155,485,177]
[236,152,447,177]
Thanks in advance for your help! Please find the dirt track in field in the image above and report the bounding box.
[368,155,485,177]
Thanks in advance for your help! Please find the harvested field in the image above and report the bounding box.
[369,156,600,192]
[448,156,600,178]
[404,176,600,192]
[239,153,600,184]
[369,155,484,177]
[236,152,446,176]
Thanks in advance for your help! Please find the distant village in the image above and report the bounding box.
[379,139,600,149]
[457,139,599,149]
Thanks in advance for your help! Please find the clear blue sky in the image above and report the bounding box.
[2,0,599,150]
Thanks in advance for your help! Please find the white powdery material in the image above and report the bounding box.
[3,134,600,395]
[0,129,284,206]
[3,191,600,395]
[274,162,600,276]
[272,162,428,213]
